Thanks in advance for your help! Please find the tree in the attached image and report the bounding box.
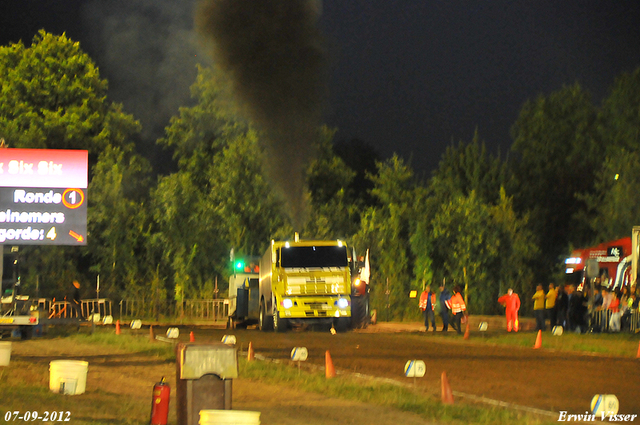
[353,156,418,320]
[597,67,640,154]
[579,150,640,242]
[425,189,536,315]
[0,31,139,157]
[579,67,640,241]
[206,129,286,256]
[305,128,360,239]
[429,130,509,206]
[154,66,288,300]
[87,145,153,299]
[509,83,601,279]
[0,31,143,297]
[332,138,381,209]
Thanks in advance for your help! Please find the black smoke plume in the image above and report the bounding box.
[81,0,201,174]
[195,0,327,231]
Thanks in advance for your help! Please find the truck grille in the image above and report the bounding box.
[286,275,345,295]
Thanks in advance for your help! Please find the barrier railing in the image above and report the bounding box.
[80,299,113,319]
[590,308,639,332]
[118,299,228,322]
[48,301,81,319]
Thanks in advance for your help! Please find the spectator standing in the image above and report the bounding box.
[545,283,557,329]
[438,282,452,332]
[593,287,603,309]
[71,280,82,318]
[621,289,634,331]
[533,284,546,331]
[608,289,621,332]
[555,285,568,328]
[566,285,576,330]
[569,288,588,333]
[498,288,521,332]
[450,286,467,334]
[601,287,612,310]
[419,284,436,332]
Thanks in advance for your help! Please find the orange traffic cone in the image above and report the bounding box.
[189,331,195,342]
[115,320,121,335]
[247,342,255,361]
[325,350,336,378]
[636,340,640,359]
[149,325,155,343]
[441,371,454,404]
[533,330,542,349]
[463,320,470,340]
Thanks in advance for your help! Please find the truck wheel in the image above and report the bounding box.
[259,301,273,331]
[335,317,349,332]
[273,310,288,333]
[351,294,369,329]
[19,325,33,340]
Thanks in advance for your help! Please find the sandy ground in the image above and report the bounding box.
[7,336,432,425]
[5,318,639,424]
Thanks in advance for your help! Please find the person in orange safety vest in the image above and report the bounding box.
[450,285,467,334]
[498,288,521,332]
[419,284,436,331]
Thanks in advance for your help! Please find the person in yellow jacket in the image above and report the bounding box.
[450,285,467,334]
[545,283,558,329]
[533,284,546,331]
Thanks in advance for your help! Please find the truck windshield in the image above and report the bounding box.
[280,246,348,268]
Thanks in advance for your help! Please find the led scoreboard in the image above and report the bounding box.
[0,148,88,246]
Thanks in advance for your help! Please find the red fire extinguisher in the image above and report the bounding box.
[150,377,170,425]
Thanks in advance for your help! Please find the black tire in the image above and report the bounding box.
[351,294,370,329]
[259,301,273,331]
[19,325,33,340]
[336,317,350,332]
[273,310,288,333]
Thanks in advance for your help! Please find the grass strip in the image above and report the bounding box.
[239,357,559,425]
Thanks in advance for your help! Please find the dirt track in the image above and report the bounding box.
[7,322,640,424]
[8,335,430,425]
[194,324,640,417]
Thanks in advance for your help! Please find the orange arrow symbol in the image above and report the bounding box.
[69,230,84,242]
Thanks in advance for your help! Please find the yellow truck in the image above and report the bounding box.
[258,236,353,332]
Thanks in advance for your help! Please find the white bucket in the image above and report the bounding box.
[0,342,11,366]
[199,409,261,425]
[49,360,88,395]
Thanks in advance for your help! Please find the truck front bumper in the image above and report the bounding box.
[277,295,351,320]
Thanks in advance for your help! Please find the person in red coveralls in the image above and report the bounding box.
[498,288,521,332]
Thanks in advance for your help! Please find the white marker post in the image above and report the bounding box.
[291,347,308,376]
[478,321,488,339]
[404,359,426,386]
[221,335,237,345]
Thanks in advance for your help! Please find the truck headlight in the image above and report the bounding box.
[282,298,293,309]
[337,298,349,309]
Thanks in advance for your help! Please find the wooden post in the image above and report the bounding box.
[463,267,468,307]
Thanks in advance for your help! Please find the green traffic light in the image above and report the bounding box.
[235,261,244,270]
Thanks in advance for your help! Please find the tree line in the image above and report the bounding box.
[1,32,639,319]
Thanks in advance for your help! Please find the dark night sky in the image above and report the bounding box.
[2,1,640,176]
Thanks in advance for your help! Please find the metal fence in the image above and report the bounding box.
[118,298,228,322]
[590,308,639,333]
[80,299,113,319]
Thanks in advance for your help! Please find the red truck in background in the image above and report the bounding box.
[564,236,632,290]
